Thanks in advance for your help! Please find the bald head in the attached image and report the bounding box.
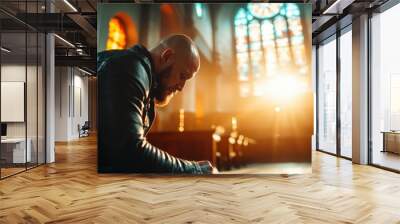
[149,34,201,107]
[152,34,200,74]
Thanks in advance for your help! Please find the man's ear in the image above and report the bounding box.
[160,48,174,65]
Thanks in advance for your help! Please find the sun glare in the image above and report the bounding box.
[263,75,308,103]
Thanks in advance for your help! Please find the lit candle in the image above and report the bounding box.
[179,109,184,132]
[232,117,237,131]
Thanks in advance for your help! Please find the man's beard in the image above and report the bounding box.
[153,65,174,107]
[154,93,174,107]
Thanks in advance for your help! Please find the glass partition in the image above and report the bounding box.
[0,1,46,179]
[371,3,400,171]
[1,30,28,177]
[317,36,337,154]
[339,28,352,158]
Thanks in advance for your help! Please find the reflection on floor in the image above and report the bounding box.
[1,135,400,223]
[0,163,42,178]
[221,163,311,174]
[373,151,400,170]
[0,167,25,178]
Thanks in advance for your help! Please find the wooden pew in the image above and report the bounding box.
[212,131,255,171]
[214,133,231,170]
[146,130,217,167]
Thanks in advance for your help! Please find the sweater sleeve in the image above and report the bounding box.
[99,53,205,174]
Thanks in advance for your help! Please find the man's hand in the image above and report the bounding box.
[198,160,218,174]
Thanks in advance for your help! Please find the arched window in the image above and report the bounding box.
[106,13,138,50]
[234,3,306,97]
[106,17,127,50]
[195,3,203,18]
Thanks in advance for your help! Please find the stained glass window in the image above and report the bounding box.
[248,3,281,19]
[106,17,127,50]
[234,3,307,97]
[195,3,203,18]
[235,8,250,82]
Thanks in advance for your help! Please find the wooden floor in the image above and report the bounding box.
[1,135,400,223]
[1,167,26,178]
[1,163,44,178]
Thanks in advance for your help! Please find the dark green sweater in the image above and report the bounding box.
[97,45,203,174]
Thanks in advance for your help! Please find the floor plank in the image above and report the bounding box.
[1,135,400,223]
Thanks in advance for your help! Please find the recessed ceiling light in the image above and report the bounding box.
[78,67,93,76]
[63,0,78,12]
[1,47,11,53]
[54,34,75,48]
[322,0,354,15]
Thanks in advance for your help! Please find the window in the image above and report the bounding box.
[106,17,127,50]
[195,3,203,18]
[340,29,352,158]
[371,3,400,171]
[318,37,337,154]
[390,74,400,130]
[234,3,306,97]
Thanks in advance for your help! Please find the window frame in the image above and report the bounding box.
[233,3,306,98]
[315,24,353,161]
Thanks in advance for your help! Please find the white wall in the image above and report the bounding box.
[1,63,46,164]
[72,73,89,138]
[1,65,36,137]
[55,66,68,141]
[55,67,89,141]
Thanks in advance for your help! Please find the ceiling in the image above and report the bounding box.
[0,0,97,72]
[1,0,396,73]
[311,0,390,44]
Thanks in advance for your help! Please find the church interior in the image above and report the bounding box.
[97,3,313,174]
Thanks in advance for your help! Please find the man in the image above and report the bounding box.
[97,34,216,174]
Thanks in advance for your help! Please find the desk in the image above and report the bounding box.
[382,131,400,154]
[1,138,31,163]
